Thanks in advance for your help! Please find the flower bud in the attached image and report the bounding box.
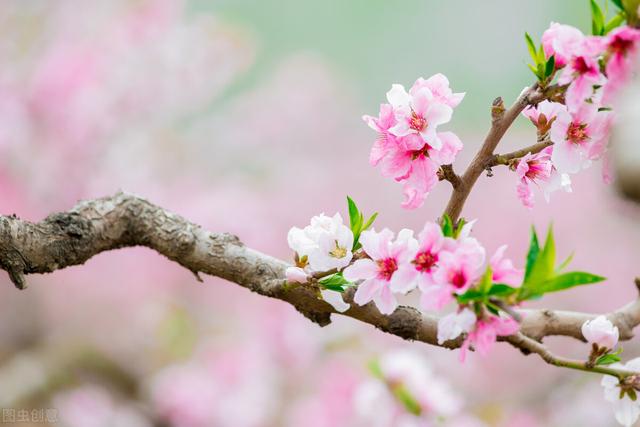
[285,266,308,283]
[582,315,619,349]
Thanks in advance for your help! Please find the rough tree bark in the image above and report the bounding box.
[0,192,639,357]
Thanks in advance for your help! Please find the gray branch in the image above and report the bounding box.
[0,192,638,351]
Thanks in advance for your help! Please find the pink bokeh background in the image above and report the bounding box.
[0,1,638,426]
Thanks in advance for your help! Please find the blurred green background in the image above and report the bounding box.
[193,0,591,126]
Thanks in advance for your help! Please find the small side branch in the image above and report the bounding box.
[443,84,557,223]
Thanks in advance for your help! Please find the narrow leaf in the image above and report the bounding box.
[393,385,422,416]
[347,196,359,230]
[525,32,539,64]
[596,353,622,366]
[545,55,556,78]
[478,266,493,294]
[524,227,540,281]
[534,271,606,295]
[536,44,546,66]
[455,289,486,304]
[611,0,624,9]
[526,225,556,286]
[453,218,467,239]
[556,252,575,272]
[488,284,518,298]
[528,63,542,80]
[363,212,378,231]
[604,12,626,34]
[441,214,454,237]
[591,0,606,35]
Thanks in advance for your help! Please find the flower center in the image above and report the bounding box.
[525,160,545,180]
[377,258,398,281]
[573,56,593,75]
[610,36,634,55]
[413,251,438,272]
[409,111,427,132]
[567,122,590,145]
[410,144,432,160]
[450,270,467,288]
[329,241,348,259]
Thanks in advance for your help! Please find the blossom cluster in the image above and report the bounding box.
[516,22,640,208]
[286,205,523,360]
[362,75,464,209]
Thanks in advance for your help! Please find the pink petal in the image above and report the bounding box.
[375,284,398,315]
[426,102,453,127]
[353,278,381,306]
[389,265,419,294]
[343,259,378,281]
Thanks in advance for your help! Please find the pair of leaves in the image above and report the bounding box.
[525,33,556,83]
[441,214,466,239]
[318,272,352,292]
[596,348,623,366]
[456,270,518,316]
[517,226,605,301]
[347,196,378,251]
[591,0,627,35]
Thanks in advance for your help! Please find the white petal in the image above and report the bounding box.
[386,84,411,108]
[320,290,350,313]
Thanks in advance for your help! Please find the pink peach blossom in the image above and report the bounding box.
[424,240,485,310]
[550,104,610,174]
[395,222,448,294]
[541,23,585,68]
[603,26,640,99]
[515,146,570,208]
[386,84,453,149]
[490,245,523,286]
[460,315,519,361]
[558,48,606,111]
[410,74,466,108]
[343,228,417,314]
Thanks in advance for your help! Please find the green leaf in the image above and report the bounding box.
[368,358,383,379]
[556,252,575,272]
[622,0,640,26]
[528,63,542,80]
[485,300,502,316]
[524,227,541,282]
[611,0,624,9]
[537,44,546,66]
[453,218,467,239]
[604,12,626,34]
[455,289,486,304]
[488,284,518,298]
[596,353,622,365]
[318,273,352,292]
[363,212,378,231]
[534,271,606,294]
[441,214,454,238]
[525,32,539,64]
[591,0,606,35]
[527,226,556,286]
[347,197,376,251]
[478,266,493,294]
[545,55,556,78]
[537,63,545,81]
[347,196,359,230]
[392,385,422,416]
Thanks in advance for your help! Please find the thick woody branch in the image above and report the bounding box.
[0,192,638,357]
